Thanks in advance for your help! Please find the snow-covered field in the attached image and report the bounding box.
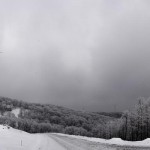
[0,124,150,150]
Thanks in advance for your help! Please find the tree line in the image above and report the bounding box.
[92,97,150,141]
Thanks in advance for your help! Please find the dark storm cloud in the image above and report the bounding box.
[0,0,150,111]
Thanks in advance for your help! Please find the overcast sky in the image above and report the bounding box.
[0,0,150,111]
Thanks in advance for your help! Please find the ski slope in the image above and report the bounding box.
[11,108,20,118]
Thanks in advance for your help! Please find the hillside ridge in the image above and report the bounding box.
[0,96,117,138]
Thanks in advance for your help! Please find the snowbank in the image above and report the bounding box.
[0,125,65,150]
[0,125,40,150]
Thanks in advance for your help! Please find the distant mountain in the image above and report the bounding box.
[95,112,122,118]
[0,96,118,138]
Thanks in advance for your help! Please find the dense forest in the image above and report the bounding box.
[93,97,150,141]
[0,96,116,137]
[0,96,150,141]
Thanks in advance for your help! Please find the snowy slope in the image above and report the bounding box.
[11,108,20,118]
[0,125,65,150]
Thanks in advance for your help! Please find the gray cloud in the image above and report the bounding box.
[0,0,150,111]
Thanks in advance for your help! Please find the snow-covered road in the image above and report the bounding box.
[48,134,111,150]
[48,134,150,150]
[0,125,150,150]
